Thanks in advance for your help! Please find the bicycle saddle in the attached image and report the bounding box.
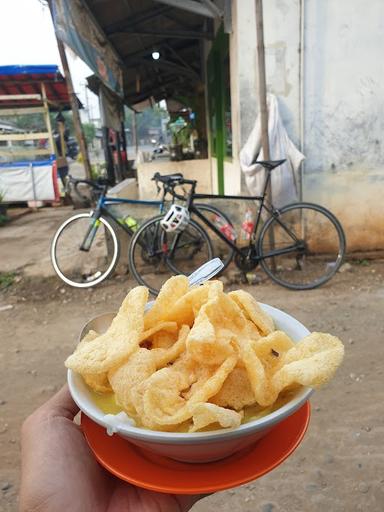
[255,159,286,170]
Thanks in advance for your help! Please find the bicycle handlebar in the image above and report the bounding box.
[67,175,110,192]
[151,172,183,184]
[152,172,197,187]
[152,172,197,202]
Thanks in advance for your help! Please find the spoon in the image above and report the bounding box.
[145,258,224,310]
[187,257,224,287]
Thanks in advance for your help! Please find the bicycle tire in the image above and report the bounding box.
[128,214,213,295]
[258,202,346,290]
[51,212,120,288]
[194,203,235,271]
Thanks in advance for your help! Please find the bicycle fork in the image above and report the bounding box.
[80,213,101,252]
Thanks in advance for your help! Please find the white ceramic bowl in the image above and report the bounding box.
[68,303,313,463]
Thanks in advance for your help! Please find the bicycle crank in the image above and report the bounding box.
[234,247,259,272]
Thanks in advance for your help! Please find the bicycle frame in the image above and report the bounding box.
[180,170,301,262]
[79,190,164,251]
[102,196,164,232]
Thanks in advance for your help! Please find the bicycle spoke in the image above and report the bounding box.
[51,214,119,287]
[192,204,236,271]
[259,204,345,289]
[129,215,213,295]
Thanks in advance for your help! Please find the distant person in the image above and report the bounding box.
[54,113,70,187]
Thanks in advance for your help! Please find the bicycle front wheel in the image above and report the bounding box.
[51,212,120,288]
[258,202,346,290]
[128,214,213,295]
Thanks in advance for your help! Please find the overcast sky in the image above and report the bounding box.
[0,0,99,119]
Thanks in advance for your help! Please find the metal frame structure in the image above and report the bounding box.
[0,65,82,203]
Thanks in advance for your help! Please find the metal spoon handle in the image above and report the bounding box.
[145,258,224,310]
[188,257,224,287]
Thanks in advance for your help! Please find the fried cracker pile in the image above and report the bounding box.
[65,277,344,432]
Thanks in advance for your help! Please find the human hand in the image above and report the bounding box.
[20,385,205,512]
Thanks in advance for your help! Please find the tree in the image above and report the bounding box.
[124,104,169,141]
[82,122,96,145]
[0,110,76,136]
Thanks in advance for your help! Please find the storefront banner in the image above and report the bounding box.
[51,0,124,97]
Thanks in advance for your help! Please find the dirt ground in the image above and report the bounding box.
[1,252,383,511]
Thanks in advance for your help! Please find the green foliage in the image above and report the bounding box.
[0,272,15,289]
[169,117,191,147]
[60,112,75,136]
[0,191,9,226]
[82,122,96,145]
[0,113,45,132]
[0,110,75,137]
[170,126,191,147]
[124,104,169,140]
[0,214,9,226]
[90,162,107,180]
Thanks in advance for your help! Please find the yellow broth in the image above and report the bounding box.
[88,387,300,431]
[90,391,122,415]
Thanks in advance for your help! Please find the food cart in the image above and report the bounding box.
[0,65,81,204]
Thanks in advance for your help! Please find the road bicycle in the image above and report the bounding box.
[128,159,346,295]
[50,174,234,288]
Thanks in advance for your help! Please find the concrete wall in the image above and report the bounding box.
[302,0,384,251]
[137,159,212,200]
[232,0,384,252]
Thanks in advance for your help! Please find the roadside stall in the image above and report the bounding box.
[0,65,81,205]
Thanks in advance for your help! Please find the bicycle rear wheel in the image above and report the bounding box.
[193,203,236,271]
[128,214,213,295]
[258,202,346,289]
[51,212,120,288]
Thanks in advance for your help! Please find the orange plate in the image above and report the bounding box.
[81,402,310,495]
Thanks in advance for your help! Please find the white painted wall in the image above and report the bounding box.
[303,0,384,173]
[232,0,258,145]
[302,0,384,251]
[231,0,384,251]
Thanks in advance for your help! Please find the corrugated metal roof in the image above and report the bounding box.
[83,0,213,106]
[0,65,82,110]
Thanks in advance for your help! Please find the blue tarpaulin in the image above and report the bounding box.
[0,65,60,76]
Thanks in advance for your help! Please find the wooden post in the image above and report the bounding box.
[55,38,92,180]
[103,127,116,184]
[132,111,138,158]
[40,83,56,155]
[255,0,276,266]
[115,131,124,182]
[255,0,270,160]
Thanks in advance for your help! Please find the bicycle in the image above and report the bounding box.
[50,174,234,288]
[128,159,346,295]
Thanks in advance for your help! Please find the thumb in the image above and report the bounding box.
[38,384,79,420]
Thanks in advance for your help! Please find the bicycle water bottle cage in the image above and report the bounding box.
[160,204,190,233]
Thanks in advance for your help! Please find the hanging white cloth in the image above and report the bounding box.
[239,94,305,207]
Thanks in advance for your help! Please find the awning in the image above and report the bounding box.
[51,0,124,97]
[50,0,226,108]
[0,65,82,111]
